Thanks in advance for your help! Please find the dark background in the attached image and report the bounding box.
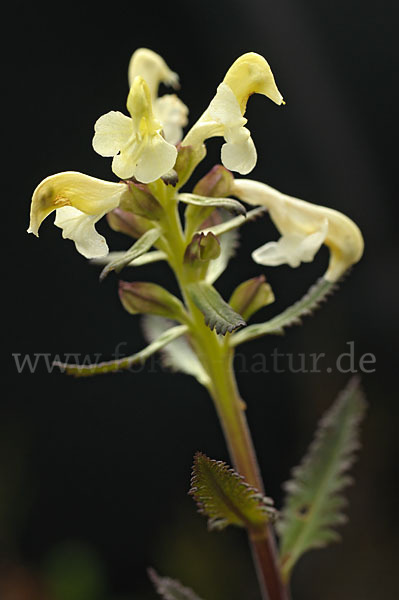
[4,1,398,599]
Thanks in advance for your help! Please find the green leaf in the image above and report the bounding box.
[179,193,246,216]
[229,275,275,321]
[187,282,246,335]
[230,277,336,347]
[190,452,275,531]
[277,377,366,580]
[99,228,160,281]
[53,324,188,377]
[91,250,166,267]
[142,315,211,387]
[148,568,205,600]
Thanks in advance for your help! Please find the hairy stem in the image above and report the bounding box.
[158,185,289,600]
[206,350,290,600]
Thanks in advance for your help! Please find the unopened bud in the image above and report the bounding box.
[119,280,186,321]
[193,165,235,198]
[229,275,274,321]
[107,208,153,239]
[121,181,164,220]
[174,144,207,188]
[184,232,221,265]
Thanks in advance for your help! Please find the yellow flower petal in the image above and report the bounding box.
[154,94,189,144]
[233,179,364,282]
[223,52,284,113]
[92,111,133,157]
[28,171,127,237]
[93,77,177,182]
[127,48,179,100]
[134,131,178,184]
[182,52,283,176]
[54,206,109,258]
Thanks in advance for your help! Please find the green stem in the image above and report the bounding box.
[205,349,290,600]
[157,184,289,600]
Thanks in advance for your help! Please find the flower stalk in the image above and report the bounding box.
[153,181,289,600]
[28,48,365,600]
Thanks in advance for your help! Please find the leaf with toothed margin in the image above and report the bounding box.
[53,324,188,377]
[187,282,246,335]
[277,377,367,581]
[189,452,276,531]
[99,228,160,280]
[179,193,246,216]
[229,277,336,347]
[148,568,205,600]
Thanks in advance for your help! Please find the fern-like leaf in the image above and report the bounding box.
[189,452,275,531]
[230,276,336,347]
[277,376,366,580]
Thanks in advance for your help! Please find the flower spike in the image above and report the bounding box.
[92,76,178,182]
[28,172,128,258]
[182,52,283,175]
[233,179,364,282]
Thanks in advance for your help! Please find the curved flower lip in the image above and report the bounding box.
[223,52,284,112]
[127,48,188,146]
[128,48,180,100]
[233,179,364,282]
[92,76,178,183]
[181,52,283,175]
[28,171,128,258]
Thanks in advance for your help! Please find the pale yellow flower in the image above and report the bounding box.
[128,48,180,98]
[92,76,178,182]
[28,172,128,258]
[233,179,364,282]
[128,48,188,145]
[182,52,283,174]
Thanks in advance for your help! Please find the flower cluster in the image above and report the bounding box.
[28,48,363,281]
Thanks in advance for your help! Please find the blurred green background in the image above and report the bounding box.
[4,0,398,598]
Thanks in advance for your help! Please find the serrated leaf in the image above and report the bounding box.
[141,315,210,387]
[53,324,188,377]
[277,377,366,580]
[99,228,160,281]
[230,277,336,347]
[189,452,275,531]
[179,193,246,216]
[148,568,205,600]
[187,282,246,335]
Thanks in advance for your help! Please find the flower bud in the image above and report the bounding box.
[229,275,275,321]
[106,208,153,239]
[193,165,235,198]
[121,181,164,220]
[173,144,207,188]
[119,281,186,321]
[184,232,221,265]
